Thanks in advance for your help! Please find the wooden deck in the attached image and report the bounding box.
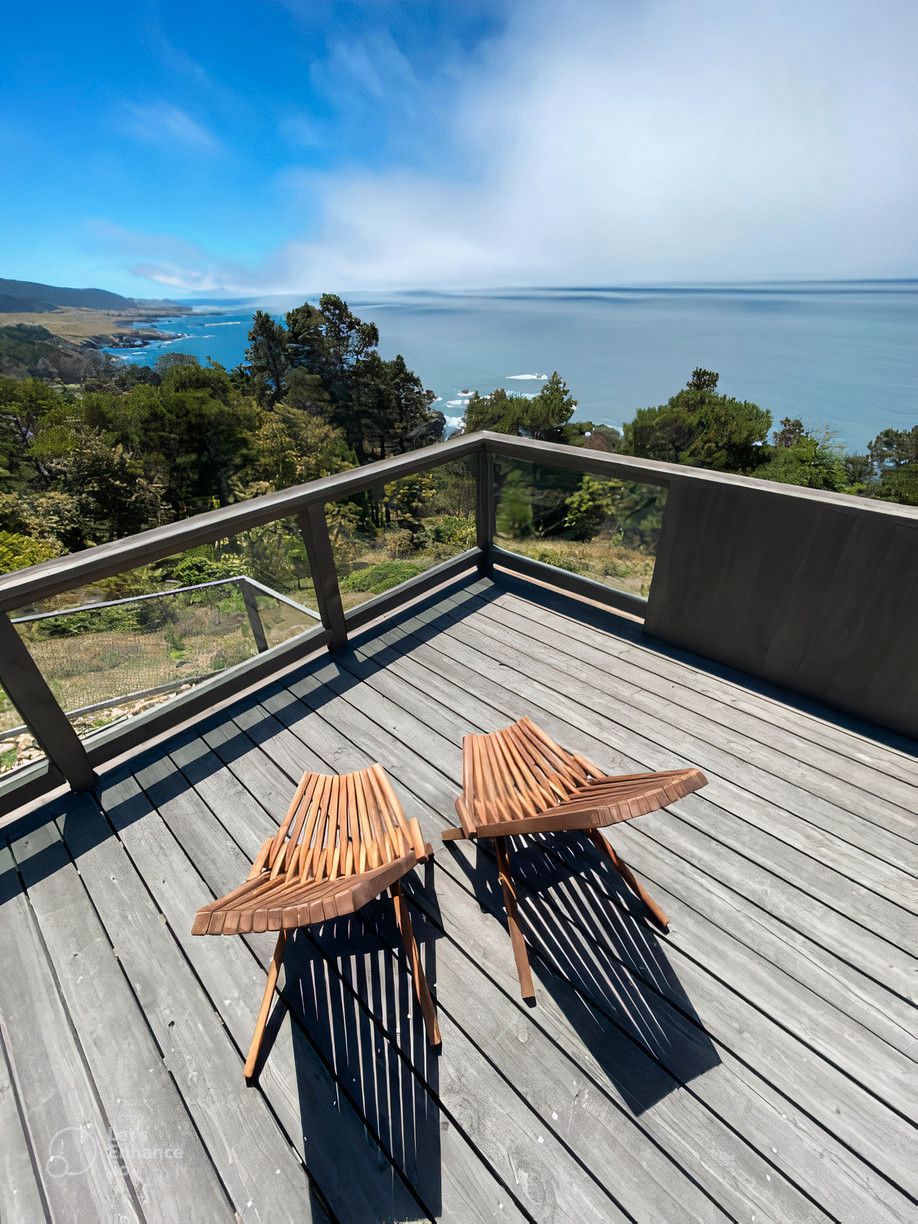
[1,572,915,1224]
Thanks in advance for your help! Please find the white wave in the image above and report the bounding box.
[445,399,467,408]
[506,372,548,380]
[431,395,442,403]
[207,320,244,326]
[444,415,464,431]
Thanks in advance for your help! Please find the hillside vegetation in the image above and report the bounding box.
[0,294,914,768]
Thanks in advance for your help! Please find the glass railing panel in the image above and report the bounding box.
[2,521,323,766]
[326,456,477,612]
[492,456,666,601]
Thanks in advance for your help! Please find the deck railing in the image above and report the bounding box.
[0,430,915,813]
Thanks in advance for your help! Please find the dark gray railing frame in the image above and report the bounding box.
[0,429,914,813]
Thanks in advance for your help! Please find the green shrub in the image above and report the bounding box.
[164,549,248,587]
[496,470,534,538]
[429,514,475,549]
[0,530,59,575]
[340,559,427,594]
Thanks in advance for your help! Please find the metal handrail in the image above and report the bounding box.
[9,574,317,624]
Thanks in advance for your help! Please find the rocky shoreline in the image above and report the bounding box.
[87,304,194,352]
[86,324,188,351]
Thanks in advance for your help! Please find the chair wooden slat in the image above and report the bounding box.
[443,717,708,1002]
[193,762,441,1073]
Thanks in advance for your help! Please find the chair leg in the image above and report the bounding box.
[494,839,535,1001]
[588,830,670,931]
[391,882,442,1047]
[244,930,287,1079]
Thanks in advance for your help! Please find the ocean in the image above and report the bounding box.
[105,282,918,452]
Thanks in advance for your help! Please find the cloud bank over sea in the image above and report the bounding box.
[122,0,918,293]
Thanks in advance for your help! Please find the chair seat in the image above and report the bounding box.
[193,762,432,936]
[447,717,709,1002]
[191,762,442,1069]
[457,716,706,837]
[192,850,424,935]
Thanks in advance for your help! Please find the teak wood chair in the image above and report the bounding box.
[193,763,441,1076]
[443,716,707,999]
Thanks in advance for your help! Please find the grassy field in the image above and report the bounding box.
[495,532,656,595]
[0,306,182,343]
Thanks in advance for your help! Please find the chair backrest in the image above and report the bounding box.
[464,716,600,824]
[264,764,425,884]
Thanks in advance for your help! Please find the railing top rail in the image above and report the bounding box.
[0,432,486,613]
[0,428,913,614]
[482,432,918,517]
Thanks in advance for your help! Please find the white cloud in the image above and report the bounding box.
[118,102,222,154]
[86,221,253,293]
[128,0,918,291]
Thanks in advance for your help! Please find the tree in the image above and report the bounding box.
[248,407,353,490]
[868,426,918,471]
[562,475,618,539]
[464,372,582,443]
[53,433,166,543]
[755,433,846,491]
[154,362,256,509]
[0,376,61,485]
[285,294,379,405]
[773,417,807,448]
[687,367,720,392]
[154,352,200,375]
[0,530,60,575]
[867,425,918,504]
[583,424,622,452]
[347,351,439,462]
[382,473,436,548]
[842,453,873,487]
[495,470,534,538]
[245,310,289,405]
[284,367,332,415]
[623,370,772,471]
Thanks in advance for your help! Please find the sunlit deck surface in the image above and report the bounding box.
[1,573,915,1224]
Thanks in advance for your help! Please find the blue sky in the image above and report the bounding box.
[1,0,916,296]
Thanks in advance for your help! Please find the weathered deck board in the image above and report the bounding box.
[281,625,914,1214]
[497,582,918,815]
[8,816,233,1224]
[334,624,916,1106]
[0,844,142,1222]
[0,1001,48,1224]
[0,573,915,1223]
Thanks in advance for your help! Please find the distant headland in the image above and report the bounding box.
[0,276,191,351]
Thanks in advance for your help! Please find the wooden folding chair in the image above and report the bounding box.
[193,763,441,1077]
[442,716,707,1000]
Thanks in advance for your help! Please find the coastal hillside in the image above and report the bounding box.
[0,277,137,313]
[0,275,187,356]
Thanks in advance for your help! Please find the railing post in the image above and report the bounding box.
[0,612,96,791]
[475,443,496,573]
[298,503,348,649]
[238,579,269,653]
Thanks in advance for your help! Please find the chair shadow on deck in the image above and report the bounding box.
[447,832,720,1116]
[254,858,444,1221]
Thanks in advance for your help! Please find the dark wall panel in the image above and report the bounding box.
[644,479,918,737]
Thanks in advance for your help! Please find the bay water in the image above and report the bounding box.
[106,282,917,452]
